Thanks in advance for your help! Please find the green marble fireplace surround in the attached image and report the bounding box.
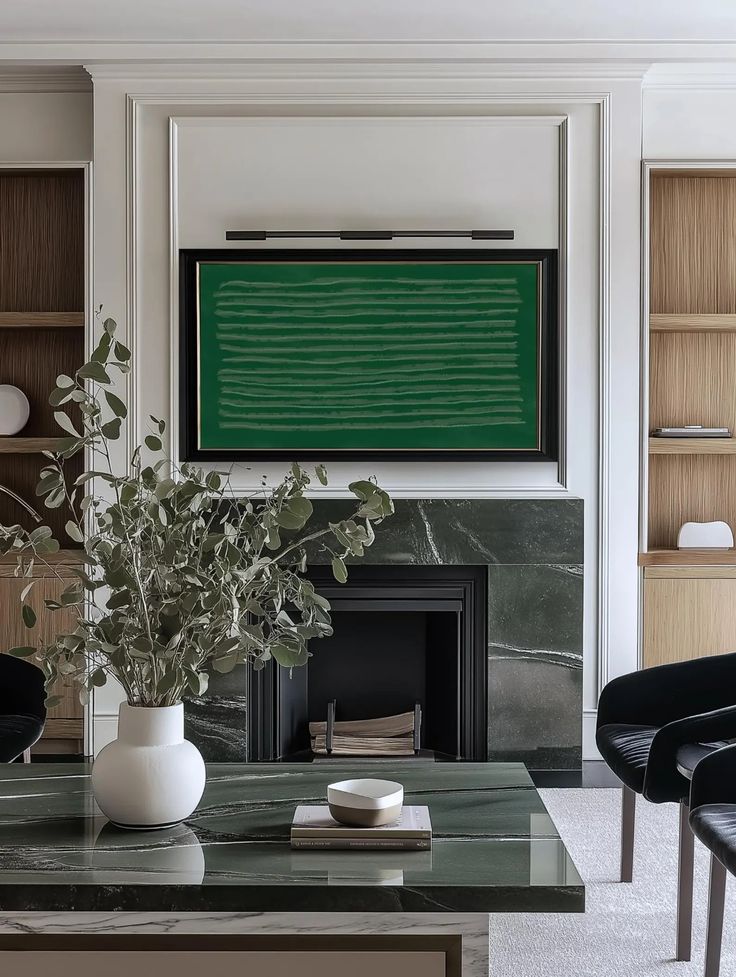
[185,499,583,772]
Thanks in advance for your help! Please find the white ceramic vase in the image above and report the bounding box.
[91,702,206,830]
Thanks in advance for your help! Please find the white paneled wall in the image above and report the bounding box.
[1,56,734,763]
[86,67,646,758]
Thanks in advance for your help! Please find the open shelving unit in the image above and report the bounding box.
[641,165,736,667]
[0,168,87,754]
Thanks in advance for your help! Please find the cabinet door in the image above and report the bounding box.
[0,562,83,753]
[643,574,736,668]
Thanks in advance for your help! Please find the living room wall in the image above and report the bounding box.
[0,56,733,766]
[87,66,643,758]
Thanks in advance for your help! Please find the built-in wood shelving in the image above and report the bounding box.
[649,437,736,454]
[0,437,66,454]
[650,313,736,333]
[642,168,736,670]
[0,168,86,755]
[0,312,84,328]
[639,549,736,567]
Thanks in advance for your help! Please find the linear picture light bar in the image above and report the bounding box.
[225,229,515,241]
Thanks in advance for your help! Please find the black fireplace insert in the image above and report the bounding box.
[247,565,488,762]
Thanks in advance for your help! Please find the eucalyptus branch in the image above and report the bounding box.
[1,316,393,707]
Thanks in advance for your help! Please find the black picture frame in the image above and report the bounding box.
[179,248,559,462]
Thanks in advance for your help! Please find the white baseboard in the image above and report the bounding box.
[93,714,118,757]
[583,709,602,761]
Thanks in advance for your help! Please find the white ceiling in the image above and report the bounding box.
[0,0,735,44]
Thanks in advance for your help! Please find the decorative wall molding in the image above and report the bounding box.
[0,65,91,92]
[166,109,571,497]
[102,70,634,761]
[558,115,570,492]
[644,63,736,90]
[3,39,721,71]
[87,59,652,82]
[582,708,602,761]
[597,92,612,696]
[125,94,139,463]
[92,712,118,756]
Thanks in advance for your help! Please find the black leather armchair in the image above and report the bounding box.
[0,655,46,763]
[689,743,736,977]
[597,653,736,961]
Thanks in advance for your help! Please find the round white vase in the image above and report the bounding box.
[91,702,206,830]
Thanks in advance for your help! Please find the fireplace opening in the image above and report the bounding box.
[247,565,488,762]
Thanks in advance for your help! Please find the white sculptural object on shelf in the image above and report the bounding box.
[677,521,735,550]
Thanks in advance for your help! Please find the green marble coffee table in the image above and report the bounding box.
[0,762,583,975]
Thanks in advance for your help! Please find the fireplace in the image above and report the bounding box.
[185,499,583,773]
[247,566,488,762]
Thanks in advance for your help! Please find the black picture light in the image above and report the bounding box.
[225,229,515,242]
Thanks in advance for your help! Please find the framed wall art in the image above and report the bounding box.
[179,249,558,461]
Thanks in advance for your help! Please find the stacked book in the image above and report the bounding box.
[309,710,416,757]
[291,805,432,851]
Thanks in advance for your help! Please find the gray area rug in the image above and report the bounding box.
[490,787,736,976]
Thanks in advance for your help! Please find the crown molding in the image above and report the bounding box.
[0,65,91,92]
[84,58,650,84]
[1,38,736,68]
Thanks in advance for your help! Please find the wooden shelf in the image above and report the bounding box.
[639,549,736,567]
[649,437,736,454]
[0,312,84,328]
[0,548,83,566]
[645,566,736,579]
[39,718,83,740]
[650,313,736,333]
[0,437,66,454]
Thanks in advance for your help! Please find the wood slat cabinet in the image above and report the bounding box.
[0,168,87,752]
[641,167,736,667]
[0,559,84,754]
[642,567,736,668]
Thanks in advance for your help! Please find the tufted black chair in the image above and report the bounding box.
[0,655,46,762]
[597,653,736,961]
[690,743,736,977]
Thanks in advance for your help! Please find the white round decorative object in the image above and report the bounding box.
[91,702,206,830]
[0,384,30,436]
[327,778,404,828]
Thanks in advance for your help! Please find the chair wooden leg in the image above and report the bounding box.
[676,800,694,961]
[705,854,727,977]
[620,785,635,882]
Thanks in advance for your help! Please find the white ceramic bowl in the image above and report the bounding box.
[327,778,404,828]
[0,385,30,436]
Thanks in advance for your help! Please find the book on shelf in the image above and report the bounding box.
[291,804,432,851]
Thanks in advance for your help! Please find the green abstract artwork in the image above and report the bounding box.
[187,254,553,457]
